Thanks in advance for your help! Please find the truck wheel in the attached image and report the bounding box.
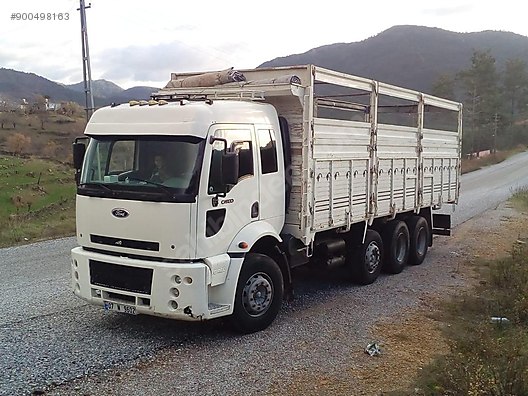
[382,220,410,274]
[407,216,429,265]
[231,253,284,334]
[350,229,383,285]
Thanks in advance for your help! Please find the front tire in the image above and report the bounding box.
[231,253,284,334]
[406,216,429,265]
[349,229,384,285]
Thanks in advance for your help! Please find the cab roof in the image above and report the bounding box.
[85,100,278,137]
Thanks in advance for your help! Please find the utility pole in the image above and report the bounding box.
[78,0,95,122]
[492,113,499,154]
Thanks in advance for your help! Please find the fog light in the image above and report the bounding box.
[170,288,180,298]
[173,275,182,284]
[183,277,193,285]
[74,271,79,280]
[74,259,78,268]
[75,283,80,293]
[169,300,178,310]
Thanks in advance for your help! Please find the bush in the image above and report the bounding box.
[414,240,528,395]
[6,133,31,155]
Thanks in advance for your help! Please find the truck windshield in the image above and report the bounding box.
[78,135,205,203]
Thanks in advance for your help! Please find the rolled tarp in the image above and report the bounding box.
[164,67,246,89]
[244,75,301,85]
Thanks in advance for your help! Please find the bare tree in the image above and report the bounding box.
[33,95,50,129]
[43,140,59,157]
[6,133,32,156]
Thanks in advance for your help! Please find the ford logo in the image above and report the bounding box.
[111,208,130,218]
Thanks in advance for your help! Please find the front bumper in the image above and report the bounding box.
[71,247,232,321]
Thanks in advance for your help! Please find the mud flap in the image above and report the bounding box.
[432,213,451,236]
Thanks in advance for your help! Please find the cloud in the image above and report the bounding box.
[93,41,241,88]
[421,4,475,17]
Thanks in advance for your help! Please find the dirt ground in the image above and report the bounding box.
[40,201,527,396]
[270,201,528,396]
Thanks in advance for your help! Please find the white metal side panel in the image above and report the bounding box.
[311,118,370,231]
[313,160,331,229]
[376,158,419,215]
[422,127,461,205]
[312,118,371,159]
[376,124,419,216]
[312,159,369,230]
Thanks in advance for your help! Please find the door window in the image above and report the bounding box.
[208,129,253,194]
[258,129,278,174]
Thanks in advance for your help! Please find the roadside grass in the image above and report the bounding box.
[391,191,528,395]
[0,155,76,247]
[461,145,527,174]
[511,187,528,211]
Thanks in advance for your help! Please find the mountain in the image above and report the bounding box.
[3,26,528,108]
[0,68,157,107]
[0,68,90,104]
[107,86,159,104]
[67,79,124,99]
[259,25,528,93]
[67,80,157,104]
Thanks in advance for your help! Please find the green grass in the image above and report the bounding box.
[0,155,76,247]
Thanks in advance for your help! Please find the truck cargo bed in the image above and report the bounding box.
[154,65,462,245]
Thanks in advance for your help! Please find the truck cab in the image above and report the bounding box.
[72,100,287,332]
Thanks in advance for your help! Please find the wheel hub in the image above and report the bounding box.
[242,273,273,317]
[365,242,381,273]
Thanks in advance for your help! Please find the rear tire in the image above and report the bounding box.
[382,220,410,274]
[231,253,284,334]
[349,229,383,285]
[407,216,429,265]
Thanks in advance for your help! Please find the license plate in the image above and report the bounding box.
[103,301,137,315]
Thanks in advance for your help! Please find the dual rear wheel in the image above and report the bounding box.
[349,215,430,284]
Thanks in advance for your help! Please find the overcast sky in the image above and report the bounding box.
[1,0,527,89]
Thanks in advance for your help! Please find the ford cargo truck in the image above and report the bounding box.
[71,65,462,333]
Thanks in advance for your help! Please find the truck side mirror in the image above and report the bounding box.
[73,142,86,169]
[73,138,88,185]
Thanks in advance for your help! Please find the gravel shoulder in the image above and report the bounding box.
[39,201,527,396]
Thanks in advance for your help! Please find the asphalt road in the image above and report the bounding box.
[1,151,528,395]
[451,151,528,226]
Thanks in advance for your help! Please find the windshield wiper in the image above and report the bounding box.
[79,182,116,193]
[125,177,175,196]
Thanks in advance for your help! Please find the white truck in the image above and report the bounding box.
[71,65,462,333]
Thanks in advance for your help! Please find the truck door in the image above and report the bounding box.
[195,125,259,258]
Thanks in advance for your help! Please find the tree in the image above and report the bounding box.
[0,111,15,129]
[43,140,59,157]
[502,58,528,124]
[6,133,32,156]
[59,101,84,117]
[431,73,456,100]
[33,95,49,129]
[458,50,502,154]
[0,101,17,129]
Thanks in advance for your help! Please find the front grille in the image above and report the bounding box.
[90,234,159,252]
[89,260,153,294]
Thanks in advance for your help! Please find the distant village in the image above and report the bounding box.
[0,96,62,113]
